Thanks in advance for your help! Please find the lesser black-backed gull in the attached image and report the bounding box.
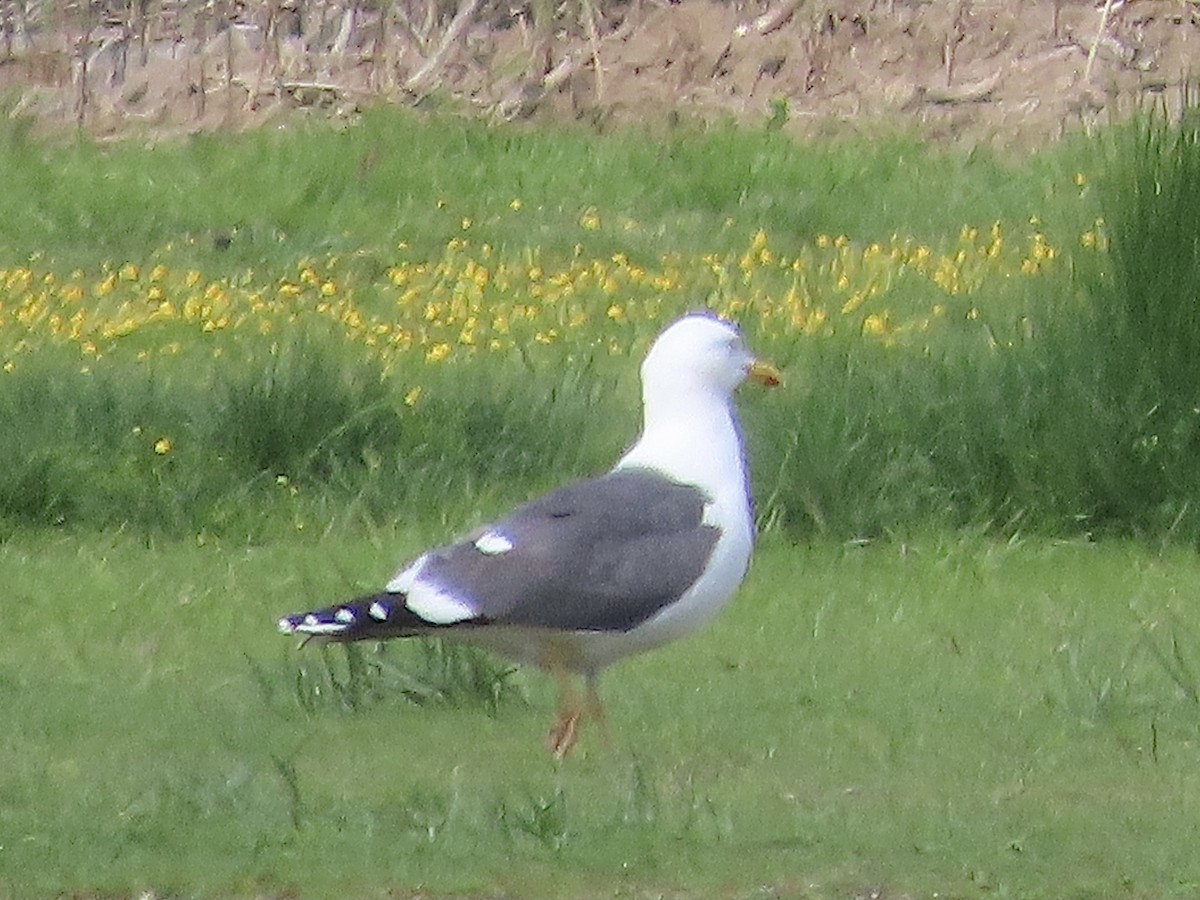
[278,313,780,758]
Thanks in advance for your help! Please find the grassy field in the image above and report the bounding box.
[3,531,1200,899]
[3,100,1199,542]
[3,97,1200,897]
[0,107,1127,540]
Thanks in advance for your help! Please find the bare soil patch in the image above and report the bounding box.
[2,0,1198,148]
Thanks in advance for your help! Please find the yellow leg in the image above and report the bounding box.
[584,675,611,750]
[541,650,611,759]
[545,659,584,760]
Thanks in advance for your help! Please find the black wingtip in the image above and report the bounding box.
[278,594,431,643]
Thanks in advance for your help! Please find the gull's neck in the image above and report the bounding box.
[615,382,748,502]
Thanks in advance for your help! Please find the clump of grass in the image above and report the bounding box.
[750,316,1101,539]
[1136,614,1200,710]
[496,785,571,851]
[0,349,223,533]
[1099,93,1200,403]
[1064,88,1200,536]
[220,333,402,481]
[280,640,526,715]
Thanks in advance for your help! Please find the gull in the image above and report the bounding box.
[278,313,780,758]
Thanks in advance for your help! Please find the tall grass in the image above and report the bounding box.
[1084,94,1200,532]
[751,94,1200,541]
[2,98,1199,541]
[0,334,627,539]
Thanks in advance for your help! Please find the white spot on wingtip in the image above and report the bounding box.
[334,607,355,624]
[369,601,388,621]
[290,615,349,636]
[474,530,514,555]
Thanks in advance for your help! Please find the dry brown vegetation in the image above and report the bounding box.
[1,0,1198,146]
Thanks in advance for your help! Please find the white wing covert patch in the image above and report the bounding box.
[405,581,477,625]
[474,531,514,555]
[386,553,429,594]
[383,549,477,625]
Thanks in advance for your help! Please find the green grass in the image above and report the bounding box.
[2,532,1200,898]
[6,97,1200,541]
[3,92,1200,898]
[0,104,1091,273]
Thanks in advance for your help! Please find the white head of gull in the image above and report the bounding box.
[279,312,780,758]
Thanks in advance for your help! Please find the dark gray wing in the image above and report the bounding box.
[414,468,720,632]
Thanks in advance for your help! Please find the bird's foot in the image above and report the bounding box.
[546,710,581,760]
[584,680,611,750]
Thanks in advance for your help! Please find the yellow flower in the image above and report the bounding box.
[425,342,452,363]
[2,361,14,373]
[510,199,523,211]
[154,437,173,455]
[841,292,868,315]
[862,313,889,336]
[404,386,422,407]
